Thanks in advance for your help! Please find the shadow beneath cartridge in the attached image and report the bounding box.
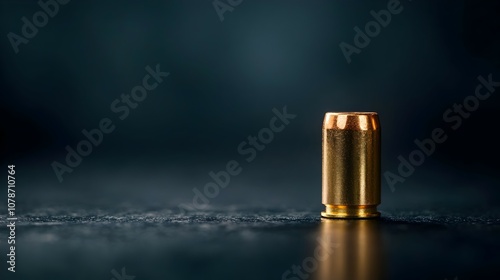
[311,219,385,280]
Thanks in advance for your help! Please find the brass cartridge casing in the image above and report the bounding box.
[321,112,381,219]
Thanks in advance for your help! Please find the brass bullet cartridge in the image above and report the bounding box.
[321,112,381,219]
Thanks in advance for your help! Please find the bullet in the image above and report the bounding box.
[321,112,381,219]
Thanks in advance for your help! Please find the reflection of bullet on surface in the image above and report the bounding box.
[312,219,384,280]
[321,112,381,218]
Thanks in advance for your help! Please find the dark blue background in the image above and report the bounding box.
[0,1,499,279]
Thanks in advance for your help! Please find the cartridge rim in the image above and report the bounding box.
[321,205,380,219]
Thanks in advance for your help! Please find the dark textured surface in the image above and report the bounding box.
[1,206,499,280]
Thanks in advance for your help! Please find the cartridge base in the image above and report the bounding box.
[321,205,380,219]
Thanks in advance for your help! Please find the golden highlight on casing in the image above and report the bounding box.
[321,112,381,219]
